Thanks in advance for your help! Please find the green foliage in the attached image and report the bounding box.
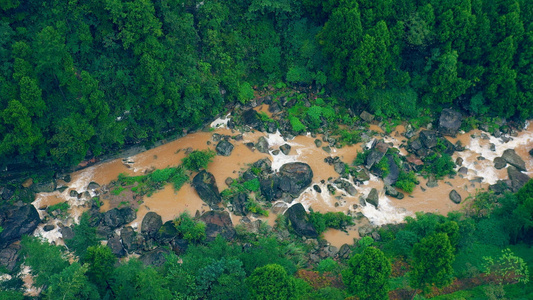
[316,258,338,275]
[196,258,248,299]
[483,248,530,285]
[45,262,100,300]
[84,245,117,294]
[238,82,255,104]
[247,264,296,300]
[289,116,306,133]
[64,213,100,259]
[47,201,70,216]
[243,178,260,192]
[375,156,390,178]
[20,236,69,287]
[182,149,216,172]
[410,233,455,293]
[0,291,24,300]
[308,210,354,234]
[342,247,391,300]
[174,212,206,243]
[394,170,418,193]
[246,199,269,217]
[353,150,370,166]
[423,154,456,178]
[337,129,362,146]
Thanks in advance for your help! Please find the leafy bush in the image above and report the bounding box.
[353,150,370,166]
[394,170,418,193]
[309,211,354,234]
[47,202,70,215]
[243,178,260,192]
[423,154,455,178]
[182,149,216,172]
[246,199,269,217]
[337,129,362,146]
[174,212,206,243]
[289,116,306,132]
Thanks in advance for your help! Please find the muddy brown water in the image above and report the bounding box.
[33,118,533,248]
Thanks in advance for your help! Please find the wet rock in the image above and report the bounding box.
[396,192,405,199]
[69,190,79,197]
[455,157,463,167]
[243,170,257,181]
[266,122,277,133]
[426,175,438,188]
[232,193,248,216]
[33,179,56,193]
[271,202,289,215]
[22,178,33,188]
[477,156,485,161]
[438,109,462,137]
[108,233,126,257]
[344,183,357,196]
[420,130,438,149]
[529,148,533,157]
[43,224,55,231]
[327,184,336,195]
[269,102,281,113]
[313,185,322,193]
[192,171,221,208]
[139,247,170,267]
[371,231,382,242]
[61,226,74,240]
[215,140,234,156]
[322,146,331,153]
[212,133,222,142]
[337,244,352,259]
[494,157,507,169]
[454,140,465,151]
[272,150,280,155]
[255,136,269,154]
[200,211,236,242]
[366,188,379,208]
[489,180,512,195]
[383,155,400,185]
[502,149,526,172]
[158,221,178,242]
[252,158,273,174]
[279,162,313,197]
[102,207,136,229]
[120,226,136,252]
[409,138,423,151]
[0,204,41,249]
[384,185,400,198]
[1,186,14,201]
[449,190,461,204]
[314,139,322,148]
[489,143,496,152]
[87,182,100,190]
[260,176,279,201]
[225,177,234,186]
[280,144,291,155]
[365,146,388,169]
[507,166,530,192]
[141,212,163,238]
[354,169,370,182]
[358,225,373,237]
[458,167,468,174]
[360,111,374,123]
[242,109,262,130]
[0,243,20,272]
[284,203,318,238]
[334,161,346,175]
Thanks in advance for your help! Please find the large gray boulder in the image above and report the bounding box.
[242,109,262,130]
[139,247,170,267]
[0,204,41,249]
[438,109,462,137]
[102,207,136,229]
[192,171,222,208]
[365,141,389,169]
[366,188,379,208]
[493,157,507,169]
[200,211,236,242]
[507,166,530,192]
[215,140,234,156]
[256,136,270,154]
[419,130,438,149]
[284,203,318,238]
[0,243,21,272]
[449,190,461,204]
[502,149,526,172]
[107,233,126,257]
[141,212,163,238]
[279,162,314,197]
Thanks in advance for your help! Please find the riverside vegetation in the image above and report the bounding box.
[1,0,533,299]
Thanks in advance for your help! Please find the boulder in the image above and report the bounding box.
[419,130,438,149]
[366,188,379,208]
[314,139,322,148]
[438,109,462,137]
[333,161,346,175]
[269,102,281,113]
[337,244,352,259]
[107,233,126,257]
[313,185,322,193]
[493,157,507,169]
[102,207,136,229]
[255,136,269,153]
[383,155,400,185]
[242,109,262,130]
[139,247,170,267]
[260,176,280,202]
[231,193,248,216]
[0,243,21,272]
[192,171,222,208]
[279,162,313,197]
[502,149,526,172]
[365,141,389,169]
[426,175,438,188]
[0,204,41,249]
[384,185,399,198]
[354,169,371,182]
[200,211,236,242]
[158,221,178,242]
[215,140,234,156]
[507,166,530,192]
[489,180,512,195]
[1,186,14,201]
[141,212,163,238]
[271,201,289,215]
[449,190,461,204]
[360,111,375,123]
[33,179,57,193]
[529,148,533,157]
[120,226,137,252]
[43,224,55,231]
[284,203,318,238]
[280,144,291,155]
[87,182,100,190]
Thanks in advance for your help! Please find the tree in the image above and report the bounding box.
[410,233,455,294]
[247,264,296,300]
[84,245,117,294]
[64,212,100,259]
[45,262,100,300]
[342,246,391,300]
[195,258,248,299]
[20,236,69,288]
[181,149,216,172]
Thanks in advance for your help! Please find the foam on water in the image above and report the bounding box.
[360,192,411,226]
[210,113,231,128]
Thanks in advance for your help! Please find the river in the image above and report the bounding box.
[32,111,533,248]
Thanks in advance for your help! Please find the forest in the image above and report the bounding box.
[1,0,533,299]
[0,0,532,170]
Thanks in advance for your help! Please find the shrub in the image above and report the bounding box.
[289,116,306,133]
[174,212,206,243]
[182,149,216,172]
[394,170,418,193]
[243,178,260,192]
